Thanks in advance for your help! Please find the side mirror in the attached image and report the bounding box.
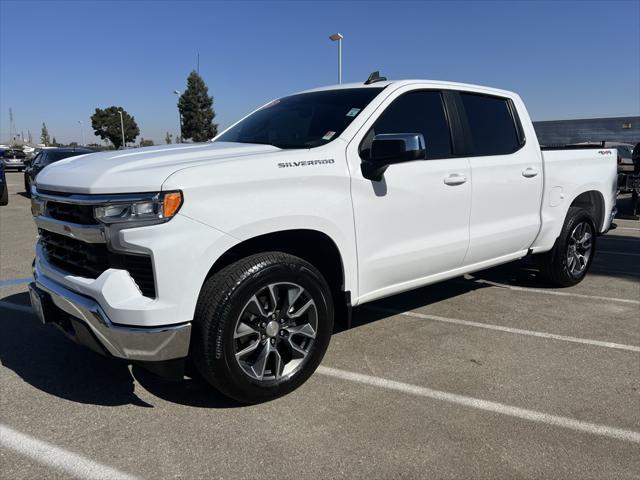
[361,133,426,181]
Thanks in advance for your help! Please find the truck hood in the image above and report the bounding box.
[35,142,281,194]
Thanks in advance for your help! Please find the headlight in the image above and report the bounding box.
[94,191,183,224]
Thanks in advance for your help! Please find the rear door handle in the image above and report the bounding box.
[443,173,467,186]
[522,167,539,178]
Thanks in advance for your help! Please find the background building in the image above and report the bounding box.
[533,116,639,146]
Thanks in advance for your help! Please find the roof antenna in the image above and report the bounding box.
[365,71,387,85]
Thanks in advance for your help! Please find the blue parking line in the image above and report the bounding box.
[0,277,32,288]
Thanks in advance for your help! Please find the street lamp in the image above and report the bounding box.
[329,32,343,84]
[118,110,125,149]
[173,90,182,143]
[77,120,86,146]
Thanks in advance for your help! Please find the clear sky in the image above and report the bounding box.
[1,0,639,145]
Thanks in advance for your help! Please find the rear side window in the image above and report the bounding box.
[460,93,520,156]
[361,91,452,160]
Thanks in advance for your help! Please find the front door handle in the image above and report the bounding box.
[522,167,539,178]
[444,173,467,186]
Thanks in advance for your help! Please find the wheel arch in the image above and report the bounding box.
[203,229,351,329]
[569,189,605,231]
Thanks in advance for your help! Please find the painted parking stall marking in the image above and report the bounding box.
[0,424,140,480]
[317,367,640,443]
[366,306,640,352]
[0,300,34,314]
[467,276,640,305]
[0,277,32,288]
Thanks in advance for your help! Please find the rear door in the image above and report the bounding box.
[457,92,543,265]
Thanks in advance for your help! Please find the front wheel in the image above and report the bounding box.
[192,252,334,403]
[537,207,596,287]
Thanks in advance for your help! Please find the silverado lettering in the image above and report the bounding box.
[278,159,335,168]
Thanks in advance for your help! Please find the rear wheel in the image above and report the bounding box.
[192,252,334,403]
[538,207,596,287]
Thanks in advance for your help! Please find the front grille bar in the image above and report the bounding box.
[34,216,106,243]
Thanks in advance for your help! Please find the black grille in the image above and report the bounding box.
[40,230,156,298]
[47,201,98,225]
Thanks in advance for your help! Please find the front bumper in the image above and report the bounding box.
[3,160,26,169]
[29,271,191,362]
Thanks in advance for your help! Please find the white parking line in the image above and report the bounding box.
[601,236,640,243]
[366,306,640,352]
[0,300,34,314]
[0,424,139,480]
[591,267,640,277]
[469,277,640,305]
[599,250,640,257]
[317,366,640,443]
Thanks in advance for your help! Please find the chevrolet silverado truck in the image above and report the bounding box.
[29,75,617,403]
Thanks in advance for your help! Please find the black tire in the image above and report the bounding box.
[192,252,334,404]
[538,207,597,287]
[24,177,31,196]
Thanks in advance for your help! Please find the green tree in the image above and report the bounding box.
[140,138,154,147]
[51,137,58,147]
[91,106,140,149]
[40,123,50,146]
[165,132,173,144]
[178,71,217,142]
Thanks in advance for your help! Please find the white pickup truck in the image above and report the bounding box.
[29,74,617,403]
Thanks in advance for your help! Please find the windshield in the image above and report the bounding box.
[217,88,384,149]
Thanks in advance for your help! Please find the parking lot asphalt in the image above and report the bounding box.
[1,171,639,479]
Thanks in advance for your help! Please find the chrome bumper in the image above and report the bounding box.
[30,272,191,362]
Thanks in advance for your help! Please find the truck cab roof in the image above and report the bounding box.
[300,79,518,99]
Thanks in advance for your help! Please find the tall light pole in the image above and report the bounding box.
[329,33,343,84]
[173,90,182,143]
[118,110,125,149]
[77,120,86,146]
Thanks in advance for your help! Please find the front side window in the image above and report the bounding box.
[217,88,384,149]
[360,90,452,160]
[459,93,520,156]
[46,151,87,164]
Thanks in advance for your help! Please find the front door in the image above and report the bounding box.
[346,88,472,302]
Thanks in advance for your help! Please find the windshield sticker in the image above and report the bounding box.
[322,131,336,141]
[346,108,361,117]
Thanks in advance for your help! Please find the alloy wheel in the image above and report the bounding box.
[566,220,593,277]
[233,282,318,381]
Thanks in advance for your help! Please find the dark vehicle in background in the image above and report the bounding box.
[1,148,28,171]
[607,142,636,174]
[0,163,8,205]
[24,147,93,195]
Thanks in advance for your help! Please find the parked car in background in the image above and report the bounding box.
[605,142,635,174]
[0,163,8,205]
[1,148,28,171]
[24,147,94,195]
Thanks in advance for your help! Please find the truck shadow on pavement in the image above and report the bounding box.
[0,292,241,409]
[1,239,635,409]
[351,244,638,327]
